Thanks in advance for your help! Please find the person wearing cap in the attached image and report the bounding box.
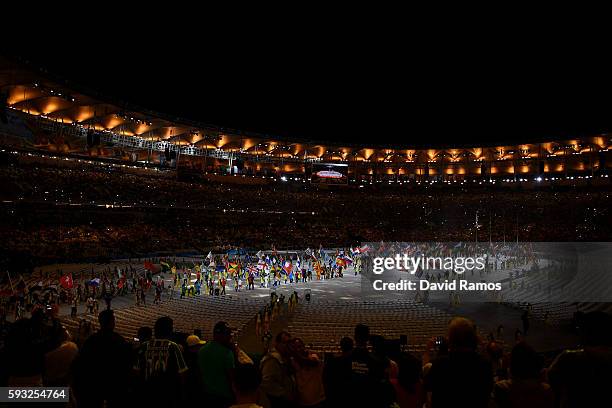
[198,321,236,407]
[185,333,206,405]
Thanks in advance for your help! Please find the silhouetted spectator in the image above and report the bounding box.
[198,321,236,408]
[494,342,553,408]
[424,317,492,408]
[134,316,188,408]
[260,330,295,408]
[230,363,264,408]
[347,324,393,408]
[547,311,612,408]
[391,353,425,408]
[72,309,132,407]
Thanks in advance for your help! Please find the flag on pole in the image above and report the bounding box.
[283,260,293,274]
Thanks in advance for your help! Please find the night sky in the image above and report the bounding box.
[13,46,612,148]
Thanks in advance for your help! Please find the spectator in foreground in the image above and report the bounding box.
[4,318,45,386]
[547,311,612,408]
[424,317,492,408]
[72,309,132,407]
[260,330,295,408]
[185,333,206,404]
[323,336,353,405]
[134,316,188,408]
[289,337,326,407]
[348,324,393,408]
[493,342,553,408]
[198,321,236,408]
[43,325,78,386]
[230,363,264,408]
[390,353,424,408]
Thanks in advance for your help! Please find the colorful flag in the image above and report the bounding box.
[283,260,292,274]
[144,261,155,271]
[59,274,73,289]
[335,257,347,267]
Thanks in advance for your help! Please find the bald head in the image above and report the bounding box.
[447,317,478,351]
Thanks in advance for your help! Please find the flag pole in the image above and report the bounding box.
[489,211,492,245]
[516,213,519,243]
[7,270,14,294]
[475,211,479,244]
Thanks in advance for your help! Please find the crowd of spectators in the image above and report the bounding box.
[1,152,611,271]
[1,306,610,408]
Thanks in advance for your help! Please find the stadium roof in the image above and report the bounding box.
[1,55,611,161]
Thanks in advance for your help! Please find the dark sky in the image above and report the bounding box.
[14,43,612,148]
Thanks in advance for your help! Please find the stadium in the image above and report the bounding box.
[0,54,611,408]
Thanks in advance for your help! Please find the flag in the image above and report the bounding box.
[256,250,264,259]
[206,251,213,260]
[89,278,100,286]
[59,274,73,289]
[283,260,292,274]
[117,277,126,289]
[144,261,155,271]
[160,261,171,272]
[335,257,347,267]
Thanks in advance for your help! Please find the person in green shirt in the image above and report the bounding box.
[198,321,236,407]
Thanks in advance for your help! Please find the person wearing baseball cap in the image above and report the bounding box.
[185,334,206,405]
[198,321,236,407]
[187,334,206,348]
